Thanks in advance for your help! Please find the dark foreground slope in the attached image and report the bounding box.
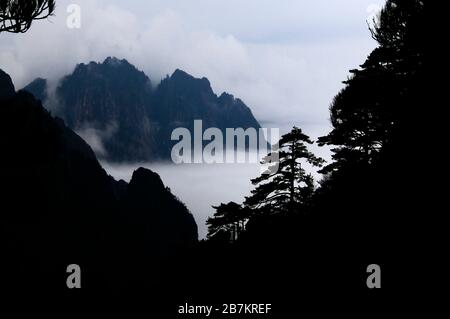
[0,69,197,300]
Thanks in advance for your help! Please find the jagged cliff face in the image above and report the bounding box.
[151,69,260,129]
[0,69,198,292]
[57,57,161,161]
[23,58,263,162]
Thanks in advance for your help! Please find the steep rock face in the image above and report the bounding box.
[56,57,160,161]
[218,92,261,128]
[23,58,264,162]
[151,69,263,155]
[0,69,198,293]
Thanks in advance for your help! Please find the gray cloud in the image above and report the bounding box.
[102,161,264,239]
[76,122,118,157]
[0,0,384,139]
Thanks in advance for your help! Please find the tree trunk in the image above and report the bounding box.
[290,140,296,214]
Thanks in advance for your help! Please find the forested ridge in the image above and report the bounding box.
[192,1,429,312]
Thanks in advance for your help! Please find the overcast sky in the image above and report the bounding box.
[0,0,385,138]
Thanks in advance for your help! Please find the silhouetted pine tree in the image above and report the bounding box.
[206,202,251,242]
[309,1,427,292]
[245,127,324,215]
[318,0,425,175]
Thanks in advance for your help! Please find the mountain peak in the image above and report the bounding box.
[173,68,188,76]
[0,69,15,99]
[171,69,195,81]
[128,167,166,198]
[29,77,47,83]
[22,78,47,102]
[72,57,136,76]
[103,56,130,67]
[170,69,212,92]
[219,92,235,102]
[131,168,164,187]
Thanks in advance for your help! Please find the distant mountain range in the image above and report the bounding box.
[23,57,263,162]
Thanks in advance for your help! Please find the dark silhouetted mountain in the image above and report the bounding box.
[23,58,263,162]
[0,69,198,294]
[125,168,199,255]
[0,69,15,99]
[22,77,47,102]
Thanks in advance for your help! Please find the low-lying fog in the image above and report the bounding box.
[101,161,262,239]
